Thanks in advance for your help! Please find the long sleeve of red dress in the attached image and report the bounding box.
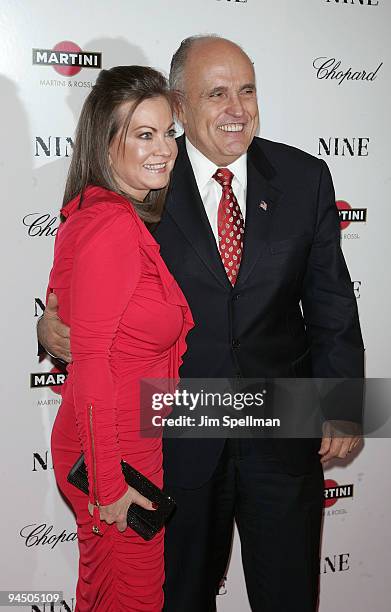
[69,204,140,507]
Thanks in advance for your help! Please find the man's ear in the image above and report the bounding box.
[172,91,186,127]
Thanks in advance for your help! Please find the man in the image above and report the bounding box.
[39,36,363,611]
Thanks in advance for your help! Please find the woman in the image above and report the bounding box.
[48,66,193,611]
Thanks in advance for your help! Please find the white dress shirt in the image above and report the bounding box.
[185,137,247,245]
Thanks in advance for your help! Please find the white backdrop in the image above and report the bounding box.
[0,1,390,610]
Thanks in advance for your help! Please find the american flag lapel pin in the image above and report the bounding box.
[259,200,268,211]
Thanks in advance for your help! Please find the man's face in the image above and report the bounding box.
[176,40,259,166]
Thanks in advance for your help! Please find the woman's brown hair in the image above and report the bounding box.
[63,65,172,226]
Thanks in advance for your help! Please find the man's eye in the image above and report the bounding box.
[210,92,224,98]
[242,88,255,95]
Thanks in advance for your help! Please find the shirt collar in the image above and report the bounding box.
[185,136,247,190]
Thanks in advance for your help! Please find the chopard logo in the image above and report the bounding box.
[313,57,383,85]
[19,523,77,549]
[23,213,60,237]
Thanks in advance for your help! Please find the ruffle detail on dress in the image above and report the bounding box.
[130,211,194,384]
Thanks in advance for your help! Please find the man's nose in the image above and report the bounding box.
[226,94,245,117]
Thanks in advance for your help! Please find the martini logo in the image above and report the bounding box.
[33,41,101,76]
[30,372,67,388]
[37,398,61,407]
[324,479,354,507]
[336,201,367,230]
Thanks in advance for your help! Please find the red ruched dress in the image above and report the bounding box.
[48,186,193,611]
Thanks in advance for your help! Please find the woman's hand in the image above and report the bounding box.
[88,486,157,532]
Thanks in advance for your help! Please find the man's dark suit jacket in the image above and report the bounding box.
[154,135,364,488]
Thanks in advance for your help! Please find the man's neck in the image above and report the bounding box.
[184,136,243,168]
[185,136,247,192]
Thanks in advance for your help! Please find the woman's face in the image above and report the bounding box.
[109,96,177,200]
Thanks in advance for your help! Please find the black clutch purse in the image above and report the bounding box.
[67,454,176,541]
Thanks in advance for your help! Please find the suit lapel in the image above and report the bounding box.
[164,136,283,289]
[165,136,231,288]
[235,139,283,287]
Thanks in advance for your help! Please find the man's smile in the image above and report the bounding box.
[217,123,245,133]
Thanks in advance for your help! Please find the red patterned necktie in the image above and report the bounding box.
[213,168,245,285]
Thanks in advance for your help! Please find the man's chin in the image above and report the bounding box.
[221,144,248,160]
[217,136,250,157]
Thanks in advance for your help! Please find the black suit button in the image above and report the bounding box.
[232,339,240,349]
[232,293,241,301]
[234,372,242,378]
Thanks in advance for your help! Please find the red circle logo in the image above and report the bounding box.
[53,41,82,76]
[324,479,339,508]
[336,200,351,230]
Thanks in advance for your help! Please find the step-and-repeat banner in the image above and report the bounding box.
[0,1,390,610]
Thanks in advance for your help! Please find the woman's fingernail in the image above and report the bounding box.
[152,502,158,510]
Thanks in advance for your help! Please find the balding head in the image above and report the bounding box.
[169,35,252,93]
